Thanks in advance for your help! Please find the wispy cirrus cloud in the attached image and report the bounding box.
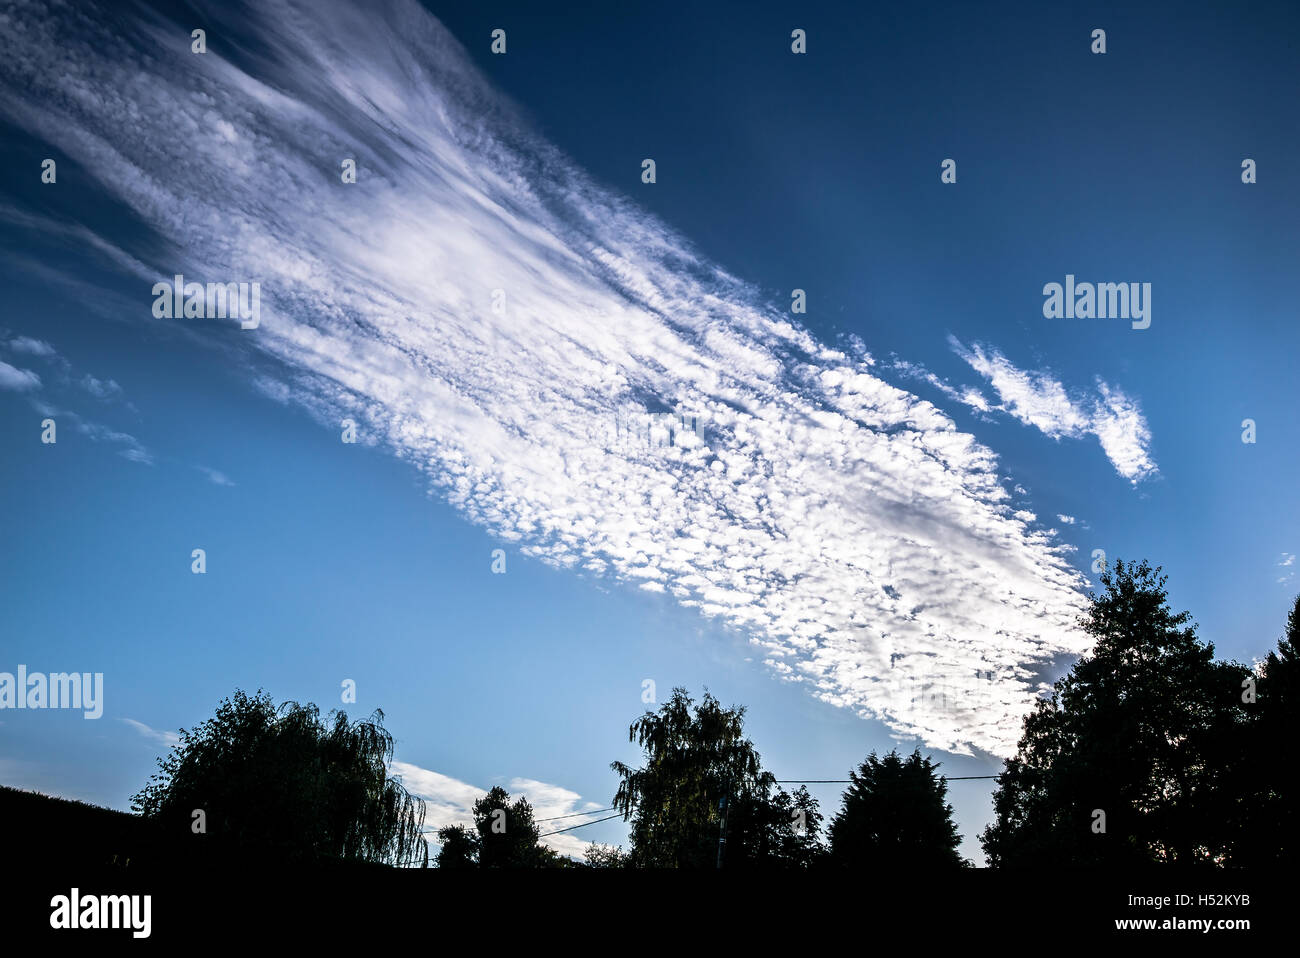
[78,373,123,401]
[949,338,1157,484]
[122,718,181,748]
[2,331,150,460]
[890,357,994,416]
[0,0,1099,756]
[2,331,236,479]
[0,359,41,392]
[7,336,56,358]
[26,398,153,465]
[195,466,235,487]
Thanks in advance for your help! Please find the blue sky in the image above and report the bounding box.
[1,0,1297,863]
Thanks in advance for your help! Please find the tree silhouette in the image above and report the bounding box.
[583,843,631,868]
[435,786,565,867]
[725,783,826,869]
[1240,594,1300,864]
[981,559,1250,867]
[828,749,965,868]
[611,687,822,868]
[433,824,479,869]
[132,689,428,866]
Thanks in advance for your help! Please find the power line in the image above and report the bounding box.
[397,774,1002,864]
[394,811,625,864]
[539,813,623,837]
[776,775,997,782]
[535,805,615,822]
[539,778,999,837]
[406,774,1001,857]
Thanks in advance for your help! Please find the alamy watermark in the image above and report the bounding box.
[50,889,151,938]
[151,274,261,329]
[1043,274,1150,330]
[0,665,103,718]
[601,403,706,453]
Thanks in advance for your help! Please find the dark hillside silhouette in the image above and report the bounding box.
[1,786,167,868]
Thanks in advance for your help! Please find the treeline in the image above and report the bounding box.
[983,560,1298,868]
[121,559,1298,869]
[432,688,961,870]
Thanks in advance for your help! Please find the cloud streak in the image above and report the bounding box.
[122,718,181,748]
[2,331,152,461]
[950,338,1157,484]
[0,359,41,392]
[0,0,1097,755]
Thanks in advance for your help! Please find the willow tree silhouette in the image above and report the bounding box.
[981,560,1252,867]
[132,689,428,867]
[611,687,823,868]
[827,749,966,869]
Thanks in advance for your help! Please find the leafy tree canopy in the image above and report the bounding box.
[132,689,427,867]
[981,560,1251,867]
[611,687,823,868]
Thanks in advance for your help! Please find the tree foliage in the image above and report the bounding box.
[981,560,1252,867]
[611,687,823,868]
[433,824,479,869]
[828,749,966,868]
[583,843,632,868]
[132,689,428,866]
[725,783,826,869]
[435,786,565,868]
[1240,594,1300,865]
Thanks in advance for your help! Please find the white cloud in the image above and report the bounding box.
[1057,514,1075,525]
[1092,383,1157,484]
[79,373,122,400]
[196,466,235,487]
[6,336,55,357]
[0,0,1101,756]
[890,358,993,415]
[1,336,149,462]
[122,718,181,748]
[950,338,1157,484]
[73,415,151,463]
[27,401,154,465]
[949,339,1091,439]
[3,331,70,374]
[0,359,40,392]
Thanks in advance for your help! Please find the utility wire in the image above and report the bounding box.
[405,775,1001,859]
[538,813,623,837]
[784,776,997,781]
[534,805,615,822]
